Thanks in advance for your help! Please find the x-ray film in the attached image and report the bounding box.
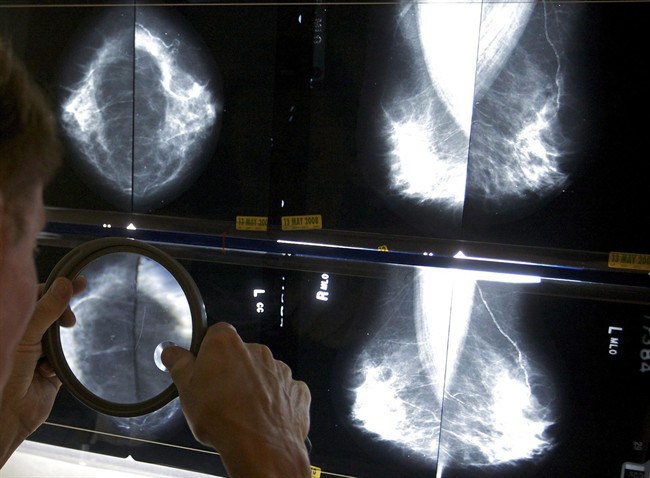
[1,2,647,252]
[3,0,649,474]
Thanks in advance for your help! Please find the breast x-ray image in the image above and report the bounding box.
[381,3,585,219]
[358,1,647,252]
[58,7,222,212]
[341,268,649,477]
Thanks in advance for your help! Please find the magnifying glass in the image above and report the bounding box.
[42,237,207,417]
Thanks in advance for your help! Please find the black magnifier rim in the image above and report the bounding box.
[43,237,207,417]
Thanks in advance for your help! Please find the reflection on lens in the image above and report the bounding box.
[153,340,177,372]
[61,253,193,404]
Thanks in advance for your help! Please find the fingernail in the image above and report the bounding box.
[52,279,69,299]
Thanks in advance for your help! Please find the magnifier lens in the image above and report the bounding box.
[61,253,191,404]
[43,238,206,417]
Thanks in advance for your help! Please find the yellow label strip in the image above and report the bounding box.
[235,216,268,231]
[608,252,650,271]
[281,214,323,231]
[310,465,322,477]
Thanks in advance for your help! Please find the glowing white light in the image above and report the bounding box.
[277,239,368,252]
[465,270,540,284]
[452,253,542,284]
[126,223,137,230]
[454,250,546,273]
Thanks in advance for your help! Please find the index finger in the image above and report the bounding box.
[194,322,248,366]
[202,322,241,344]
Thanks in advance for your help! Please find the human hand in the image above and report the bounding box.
[0,276,86,466]
[161,322,311,478]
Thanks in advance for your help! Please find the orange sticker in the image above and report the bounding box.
[236,216,268,231]
[281,215,322,231]
[608,252,650,271]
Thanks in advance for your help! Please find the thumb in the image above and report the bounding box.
[23,278,73,344]
[161,345,195,389]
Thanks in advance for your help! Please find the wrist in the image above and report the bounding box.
[0,410,27,467]
[217,429,311,478]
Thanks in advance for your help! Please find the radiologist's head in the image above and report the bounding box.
[0,39,61,392]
